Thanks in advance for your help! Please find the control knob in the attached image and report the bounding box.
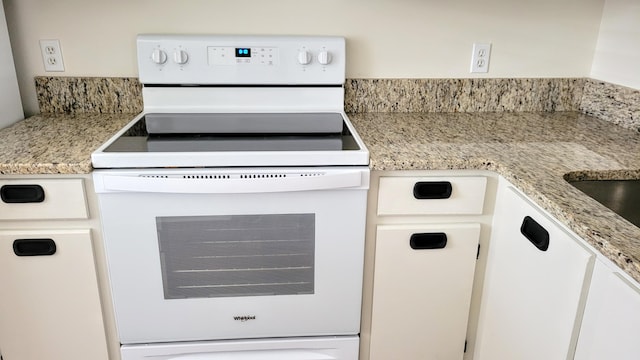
[297,50,311,65]
[151,49,168,65]
[318,51,332,65]
[173,50,189,65]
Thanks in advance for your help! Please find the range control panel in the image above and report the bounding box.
[137,34,345,85]
[208,46,279,66]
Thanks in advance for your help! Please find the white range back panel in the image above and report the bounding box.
[137,34,346,85]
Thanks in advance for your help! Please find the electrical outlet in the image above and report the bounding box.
[39,39,65,72]
[470,43,491,73]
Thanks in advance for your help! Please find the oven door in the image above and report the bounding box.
[93,167,369,344]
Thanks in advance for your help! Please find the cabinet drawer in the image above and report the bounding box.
[0,179,88,220]
[377,176,487,215]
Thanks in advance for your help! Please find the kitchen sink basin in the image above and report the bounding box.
[567,179,640,228]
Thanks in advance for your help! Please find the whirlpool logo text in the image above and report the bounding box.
[233,315,256,322]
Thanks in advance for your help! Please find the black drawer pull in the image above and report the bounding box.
[413,181,452,199]
[1,185,45,203]
[520,216,549,251]
[410,233,447,250]
[13,239,57,256]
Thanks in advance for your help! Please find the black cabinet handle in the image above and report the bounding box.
[1,185,45,203]
[520,216,549,251]
[410,233,447,250]
[13,239,57,256]
[413,181,452,199]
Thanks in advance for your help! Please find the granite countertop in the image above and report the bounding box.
[349,111,640,282]
[1,111,640,284]
[0,113,135,174]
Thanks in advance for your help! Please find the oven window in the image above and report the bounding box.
[157,214,315,299]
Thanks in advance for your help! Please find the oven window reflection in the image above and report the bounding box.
[157,214,315,299]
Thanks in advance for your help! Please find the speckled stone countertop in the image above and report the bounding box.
[1,110,640,284]
[349,111,640,282]
[0,113,134,174]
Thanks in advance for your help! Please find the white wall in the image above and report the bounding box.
[0,0,23,127]
[590,0,640,90]
[4,0,604,115]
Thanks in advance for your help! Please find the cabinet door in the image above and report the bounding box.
[0,229,109,360]
[369,223,480,360]
[474,186,594,360]
[574,260,640,360]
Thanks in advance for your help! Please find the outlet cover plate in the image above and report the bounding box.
[39,39,65,72]
[470,43,491,73]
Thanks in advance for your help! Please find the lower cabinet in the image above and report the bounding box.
[369,223,480,360]
[362,172,639,360]
[574,259,640,360]
[473,184,594,360]
[0,229,108,360]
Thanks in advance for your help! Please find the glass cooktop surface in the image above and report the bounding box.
[103,114,362,153]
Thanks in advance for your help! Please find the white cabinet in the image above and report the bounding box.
[0,177,110,360]
[574,259,640,360]
[369,223,480,360]
[361,171,493,360]
[0,229,108,360]
[474,183,594,360]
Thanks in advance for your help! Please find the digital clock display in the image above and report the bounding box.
[235,48,251,58]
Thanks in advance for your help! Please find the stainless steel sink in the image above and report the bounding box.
[568,179,640,228]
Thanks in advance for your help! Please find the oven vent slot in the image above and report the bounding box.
[240,174,288,179]
[140,175,170,178]
[238,172,325,179]
[139,175,233,179]
[139,172,326,180]
[181,175,231,179]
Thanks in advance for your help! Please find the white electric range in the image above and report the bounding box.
[91,35,369,360]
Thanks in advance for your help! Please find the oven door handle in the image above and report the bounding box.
[100,171,365,194]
